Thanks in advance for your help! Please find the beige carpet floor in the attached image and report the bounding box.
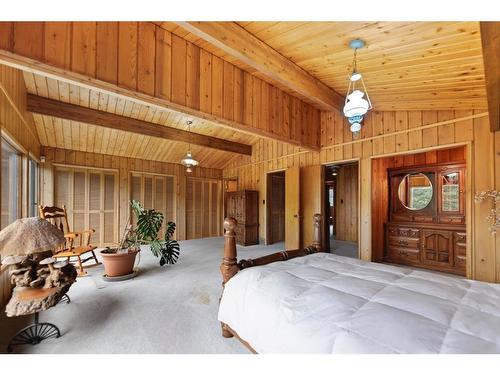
[0,237,283,354]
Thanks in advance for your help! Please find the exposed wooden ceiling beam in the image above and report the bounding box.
[175,21,344,111]
[27,94,252,156]
[479,22,500,132]
[0,50,318,152]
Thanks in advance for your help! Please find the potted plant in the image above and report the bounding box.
[101,200,180,278]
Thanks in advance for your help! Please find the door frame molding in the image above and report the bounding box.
[321,158,361,259]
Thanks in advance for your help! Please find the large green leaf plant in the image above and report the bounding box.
[127,200,180,266]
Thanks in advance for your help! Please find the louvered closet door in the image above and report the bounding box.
[54,168,118,247]
[186,177,222,240]
[130,173,176,239]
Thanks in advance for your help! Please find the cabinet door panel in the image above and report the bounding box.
[422,230,453,266]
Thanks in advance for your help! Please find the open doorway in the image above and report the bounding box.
[266,171,285,245]
[323,162,359,258]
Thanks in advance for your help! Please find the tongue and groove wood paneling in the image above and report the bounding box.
[164,21,487,111]
[41,146,222,242]
[0,64,39,157]
[22,71,255,169]
[0,21,320,150]
[223,109,500,283]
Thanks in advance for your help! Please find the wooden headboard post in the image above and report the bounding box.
[220,217,238,338]
[221,217,239,285]
[219,214,322,340]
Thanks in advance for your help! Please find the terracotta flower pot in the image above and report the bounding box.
[100,249,139,277]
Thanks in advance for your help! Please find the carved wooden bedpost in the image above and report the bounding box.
[221,217,239,284]
[220,217,239,338]
[219,214,323,340]
[312,213,322,252]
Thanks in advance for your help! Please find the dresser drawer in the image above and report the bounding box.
[388,236,420,249]
[414,216,434,223]
[387,246,420,264]
[387,226,420,238]
[392,214,412,222]
[439,216,464,225]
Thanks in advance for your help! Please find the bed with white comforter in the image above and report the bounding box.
[218,253,500,353]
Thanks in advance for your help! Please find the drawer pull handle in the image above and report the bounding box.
[398,240,408,246]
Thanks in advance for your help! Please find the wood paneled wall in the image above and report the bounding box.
[371,147,466,262]
[0,64,39,156]
[223,109,500,283]
[0,22,320,150]
[40,146,222,242]
[0,65,41,309]
[336,163,358,243]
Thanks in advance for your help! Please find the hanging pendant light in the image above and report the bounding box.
[343,39,372,134]
[181,120,199,173]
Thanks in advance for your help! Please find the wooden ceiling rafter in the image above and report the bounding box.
[479,22,499,132]
[21,70,252,169]
[174,21,345,112]
[0,22,319,151]
[27,94,253,156]
[168,21,486,111]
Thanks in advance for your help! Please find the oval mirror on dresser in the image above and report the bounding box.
[397,173,433,210]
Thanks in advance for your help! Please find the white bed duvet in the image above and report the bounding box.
[218,253,500,353]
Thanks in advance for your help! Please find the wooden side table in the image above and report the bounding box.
[6,287,69,353]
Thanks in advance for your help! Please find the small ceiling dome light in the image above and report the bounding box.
[343,39,372,134]
[181,120,199,173]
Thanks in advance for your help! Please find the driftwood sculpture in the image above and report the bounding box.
[220,213,322,343]
[3,255,77,317]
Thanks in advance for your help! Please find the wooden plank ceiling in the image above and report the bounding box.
[23,71,259,169]
[162,22,487,111]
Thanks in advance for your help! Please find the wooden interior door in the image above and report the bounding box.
[335,163,359,243]
[267,172,285,245]
[285,166,300,250]
[301,165,323,248]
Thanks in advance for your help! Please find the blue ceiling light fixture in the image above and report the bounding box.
[343,39,372,134]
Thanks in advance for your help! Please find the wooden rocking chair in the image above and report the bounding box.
[39,205,100,276]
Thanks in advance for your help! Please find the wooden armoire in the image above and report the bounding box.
[225,190,259,246]
[385,162,466,275]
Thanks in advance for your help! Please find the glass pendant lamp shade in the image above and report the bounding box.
[181,120,199,172]
[181,151,199,169]
[343,90,369,118]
